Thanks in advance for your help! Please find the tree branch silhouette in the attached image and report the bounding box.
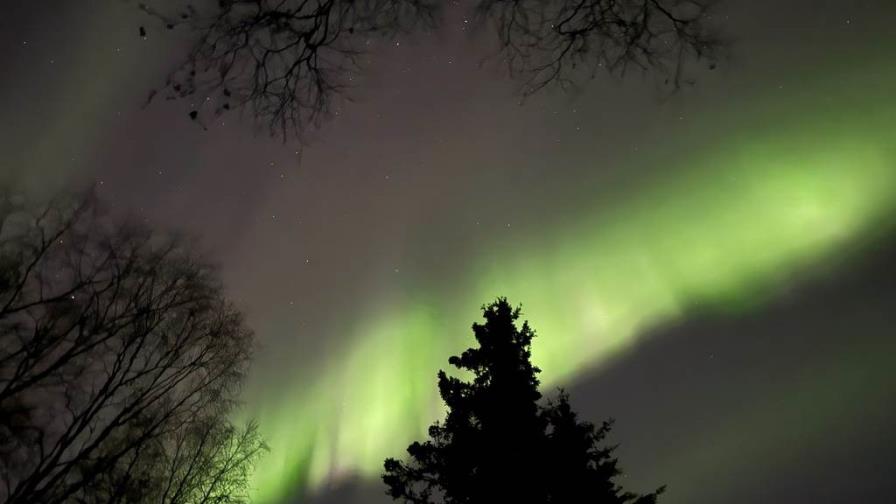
[475,0,721,96]
[0,190,266,504]
[141,0,440,142]
[141,1,723,142]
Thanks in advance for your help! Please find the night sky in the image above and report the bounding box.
[2,1,896,503]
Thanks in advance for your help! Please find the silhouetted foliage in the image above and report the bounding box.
[140,0,440,141]
[476,0,721,96]
[141,0,721,141]
[0,190,266,504]
[383,298,662,504]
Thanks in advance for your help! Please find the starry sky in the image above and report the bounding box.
[2,1,895,503]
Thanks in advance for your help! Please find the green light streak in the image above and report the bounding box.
[247,68,896,502]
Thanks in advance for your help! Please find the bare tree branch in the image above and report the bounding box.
[139,1,726,145]
[475,0,722,96]
[142,0,440,142]
[0,190,266,504]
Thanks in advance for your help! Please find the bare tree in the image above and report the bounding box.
[141,0,722,142]
[141,0,440,141]
[0,190,266,504]
[475,0,722,96]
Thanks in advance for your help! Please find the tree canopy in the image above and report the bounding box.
[383,298,663,504]
[0,190,266,504]
[141,0,721,141]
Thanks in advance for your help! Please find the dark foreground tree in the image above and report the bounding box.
[0,191,266,504]
[383,298,662,504]
[141,0,720,141]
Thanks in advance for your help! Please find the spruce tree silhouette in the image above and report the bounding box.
[383,298,663,504]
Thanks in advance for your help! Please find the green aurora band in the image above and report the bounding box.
[247,65,896,502]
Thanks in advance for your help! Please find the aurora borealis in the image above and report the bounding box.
[245,61,896,501]
[3,1,896,503]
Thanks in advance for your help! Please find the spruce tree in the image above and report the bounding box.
[383,298,663,504]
